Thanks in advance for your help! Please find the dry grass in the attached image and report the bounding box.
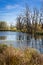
[0,44,43,65]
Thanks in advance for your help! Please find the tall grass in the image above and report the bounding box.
[0,44,43,65]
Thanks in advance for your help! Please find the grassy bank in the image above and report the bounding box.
[36,31,43,35]
[0,29,43,35]
[0,44,43,65]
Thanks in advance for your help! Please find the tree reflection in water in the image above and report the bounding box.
[16,33,43,52]
[34,35,43,53]
[0,36,7,40]
[0,32,43,53]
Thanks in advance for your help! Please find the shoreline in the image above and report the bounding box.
[0,30,43,35]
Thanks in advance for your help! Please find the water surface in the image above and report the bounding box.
[0,31,43,53]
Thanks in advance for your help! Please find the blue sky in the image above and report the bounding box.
[0,0,42,25]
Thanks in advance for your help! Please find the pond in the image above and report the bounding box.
[0,31,43,53]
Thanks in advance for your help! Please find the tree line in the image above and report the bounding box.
[0,21,10,31]
[16,5,43,34]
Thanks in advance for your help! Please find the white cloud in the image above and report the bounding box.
[6,4,19,10]
[0,3,25,25]
[40,0,43,1]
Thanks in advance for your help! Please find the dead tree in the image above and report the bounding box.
[16,15,22,31]
[33,8,39,35]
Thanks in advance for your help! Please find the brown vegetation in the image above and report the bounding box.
[0,44,43,65]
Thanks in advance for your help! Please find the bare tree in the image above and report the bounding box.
[16,15,22,31]
[33,8,39,35]
[23,5,31,33]
[40,1,43,29]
